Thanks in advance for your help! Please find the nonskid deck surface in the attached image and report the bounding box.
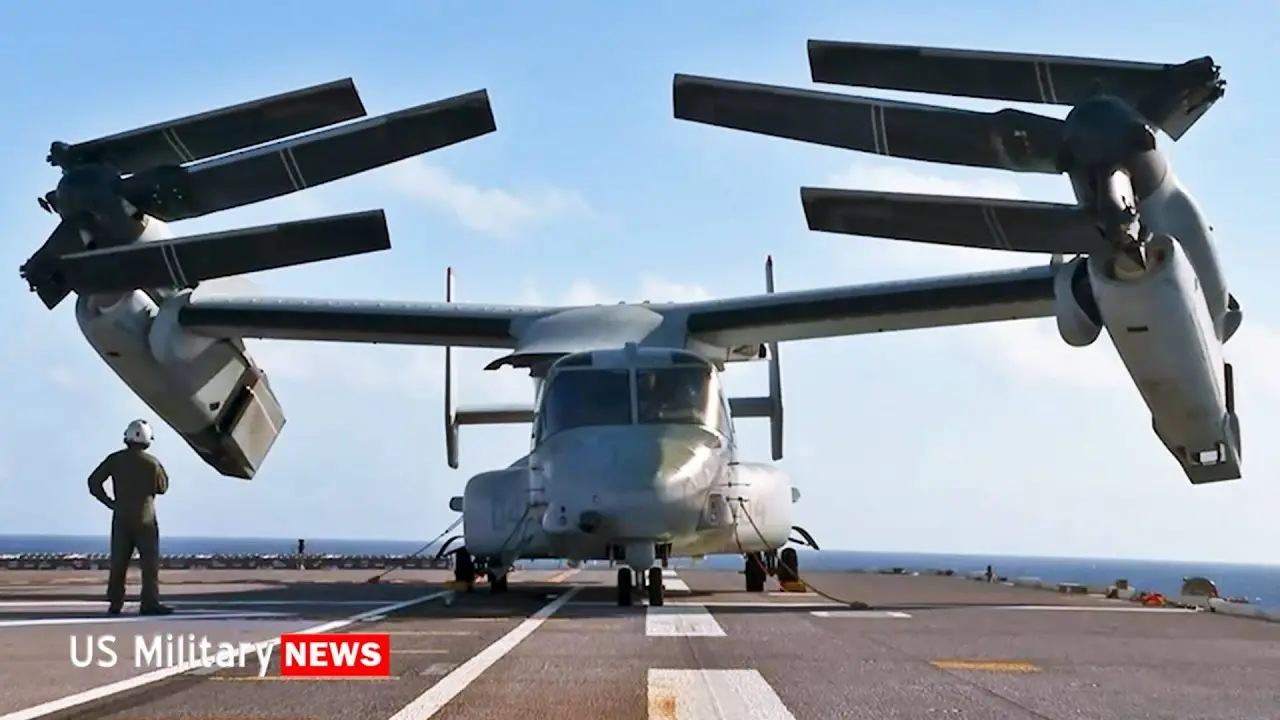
[1,568,1277,719]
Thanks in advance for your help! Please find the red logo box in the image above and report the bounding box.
[278,633,391,677]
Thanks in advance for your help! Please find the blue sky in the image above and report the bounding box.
[1,2,1276,563]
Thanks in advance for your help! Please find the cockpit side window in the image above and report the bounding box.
[636,366,716,427]
[539,369,633,439]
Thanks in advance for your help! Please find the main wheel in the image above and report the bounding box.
[617,568,633,606]
[487,571,509,594]
[744,553,766,592]
[647,567,664,606]
[454,550,476,592]
[777,547,800,584]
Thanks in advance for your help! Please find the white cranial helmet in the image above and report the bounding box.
[124,419,153,447]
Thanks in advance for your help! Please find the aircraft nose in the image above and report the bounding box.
[539,427,717,539]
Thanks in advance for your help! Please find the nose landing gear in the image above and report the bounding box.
[487,569,509,594]
[647,567,664,606]
[617,567,633,606]
[615,566,667,607]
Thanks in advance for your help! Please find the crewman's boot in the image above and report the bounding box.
[139,603,173,615]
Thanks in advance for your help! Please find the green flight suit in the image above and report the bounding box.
[88,444,169,608]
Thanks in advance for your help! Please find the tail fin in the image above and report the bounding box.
[445,267,460,468]
[727,256,784,460]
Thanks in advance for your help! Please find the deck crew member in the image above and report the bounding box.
[87,419,173,615]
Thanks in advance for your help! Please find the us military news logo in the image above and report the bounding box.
[69,633,392,677]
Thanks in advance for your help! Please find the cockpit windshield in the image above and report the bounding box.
[636,366,715,426]
[539,369,632,438]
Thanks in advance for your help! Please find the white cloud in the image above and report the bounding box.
[828,164,1027,200]
[385,159,590,239]
[529,275,714,307]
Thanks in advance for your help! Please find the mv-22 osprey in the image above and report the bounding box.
[676,40,1242,485]
[17,60,1209,608]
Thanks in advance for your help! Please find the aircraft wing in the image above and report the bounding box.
[801,188,1106,255]
[681,265,1056,348]
[177,295,560,349]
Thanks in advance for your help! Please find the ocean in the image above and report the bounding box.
[4,534,1277,610]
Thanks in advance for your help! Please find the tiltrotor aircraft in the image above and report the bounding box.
[17,49,1229,608]
[674,40,1240,485]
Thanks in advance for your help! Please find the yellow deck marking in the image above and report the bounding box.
[931,660,1039,673]
[547,568,582,583]
[648,690,678,720]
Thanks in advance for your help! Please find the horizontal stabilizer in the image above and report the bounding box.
[139,90,497,222]
[54,79,367,174]
[57,210,391,295]
[801,188,1104,255]
[673,74,1063,173]
[807,40,1224,140]
[455,405,534,426]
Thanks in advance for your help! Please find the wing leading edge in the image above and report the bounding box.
[177,264,1058,354]
[178,296,559,349]
[683,265,1056,348]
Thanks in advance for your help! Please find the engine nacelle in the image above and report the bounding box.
[76,289,285,479]
[462,467,550,560]
[1053,257,1104,347]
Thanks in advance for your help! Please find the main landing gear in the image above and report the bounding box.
[453,548,476,592]
[743,547,801,592]
[487,569,509,594]
[615,566,666,607]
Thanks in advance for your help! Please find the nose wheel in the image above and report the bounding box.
[616,568,633,606]
[647,567,664,606]
[487,569,509,594]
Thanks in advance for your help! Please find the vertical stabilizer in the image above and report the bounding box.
[444,267,460,469]
[727,256,785,460]
[764,256,783,461]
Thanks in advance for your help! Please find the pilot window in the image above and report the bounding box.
[636,366,716,427]
[539,369,633,438]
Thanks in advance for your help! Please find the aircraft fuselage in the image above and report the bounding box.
[459,345,795,573]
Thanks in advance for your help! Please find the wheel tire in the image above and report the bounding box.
[617,568,633,606]
[454,550,475,583]
[487,571,508,593]
[777,547,799,584]
[744,554,766,592]
[647,567,664,606]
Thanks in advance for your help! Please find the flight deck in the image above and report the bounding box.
[0,566,1276,719]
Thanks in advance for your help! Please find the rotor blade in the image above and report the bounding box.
[19,220,86,309]
[809,40,1170,106]
[131,90,496,222]
[57,79,367,175]
[57,210,391,295]
[807,41,1226,140]
[673,74,1063,173]
[801,187,1105,254]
